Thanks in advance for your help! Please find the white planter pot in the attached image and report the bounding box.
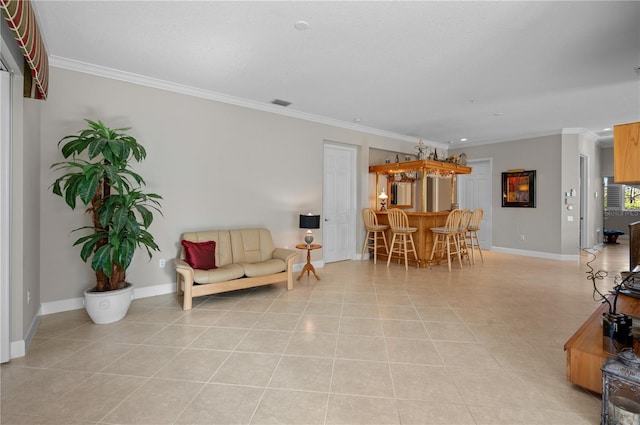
[83,284,134,324]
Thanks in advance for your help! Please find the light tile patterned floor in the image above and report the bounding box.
[1,242,628,424]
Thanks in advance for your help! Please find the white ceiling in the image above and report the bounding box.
[33,1,640,148]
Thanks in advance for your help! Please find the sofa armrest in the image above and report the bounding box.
[175,258,194,274]
[272,248,297,291]
[272,248,297,265]
[174,259,196,310]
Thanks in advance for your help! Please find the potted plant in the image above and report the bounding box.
[586,250,636,354]
[51,119,162,324]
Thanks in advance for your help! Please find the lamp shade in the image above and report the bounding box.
[299,214,320,229]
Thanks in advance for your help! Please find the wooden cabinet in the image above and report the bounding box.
[614,122,640,183]
[564,295,640,393]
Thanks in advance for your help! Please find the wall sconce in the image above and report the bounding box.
[378,190,388,211]
[299,213,320,247]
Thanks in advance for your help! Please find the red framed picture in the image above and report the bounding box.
[502,170,536,208]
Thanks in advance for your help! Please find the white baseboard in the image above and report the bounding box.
[40,282,177,316]
[10,307,41,359]
[293,261,324,272]
[40,296,84,315]
[491,246,579,262]
[10,340,24,358]
[38,274,313,317]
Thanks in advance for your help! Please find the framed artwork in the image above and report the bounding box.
[502,170,536,208]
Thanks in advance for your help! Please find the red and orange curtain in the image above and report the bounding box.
[0,0,48,99]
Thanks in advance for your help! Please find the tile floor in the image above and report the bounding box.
[1,242,629,424]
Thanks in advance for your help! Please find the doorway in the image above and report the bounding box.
[580,154,588,249]
[322,142,356,263]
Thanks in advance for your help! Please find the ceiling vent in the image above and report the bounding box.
[271,99,292,107]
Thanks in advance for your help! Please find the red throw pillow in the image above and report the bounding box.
[181,240,217,270]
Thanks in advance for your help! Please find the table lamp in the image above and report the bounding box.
[299,213,320,247]
[379,190,388,211]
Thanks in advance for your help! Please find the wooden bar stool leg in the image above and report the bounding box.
[454,236,463,268]
[446,235,452,272]
[361,230,370,261]
[381,232,389,256]
[403,235,408,270]
[372,231,378,264]
[387,233,397,267]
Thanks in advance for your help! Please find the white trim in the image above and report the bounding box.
[491,246,580,262]
[40,274,324,316]
[49,56,443,147]
[18,308,40,358]
[0,69,10,363]
[40,282,177,315]
[40,296,84,315]
[133,282,175,300]
[293,260,325,273]
[10,340,24,358]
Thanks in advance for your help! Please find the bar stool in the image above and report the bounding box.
[429,209,463,271]
[361,208,389,264]
[465,208,484,264]
[386,208,419,270]
[458,209,472,264]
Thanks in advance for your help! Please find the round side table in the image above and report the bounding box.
[296,243,321,281]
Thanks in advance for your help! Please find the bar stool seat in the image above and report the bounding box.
[386,209,419,270]
[361,208,389,264]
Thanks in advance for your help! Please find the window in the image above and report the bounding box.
[625,186,640,210]
[603,177,640,211]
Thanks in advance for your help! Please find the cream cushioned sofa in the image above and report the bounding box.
[175,228,297,310]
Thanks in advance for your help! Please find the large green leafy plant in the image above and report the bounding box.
[51,119,162,292]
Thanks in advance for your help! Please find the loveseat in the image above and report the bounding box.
[175,228,297,310]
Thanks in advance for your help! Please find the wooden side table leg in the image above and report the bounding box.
[297,248,320,281]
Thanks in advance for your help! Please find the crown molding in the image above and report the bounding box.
[49,55,435,146]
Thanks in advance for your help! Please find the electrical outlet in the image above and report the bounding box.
[159,259,166,268]
[520,234,525,241]
[26,290,31,304]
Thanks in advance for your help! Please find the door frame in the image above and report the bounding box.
[580,154,588,249]
[0,67,11,363]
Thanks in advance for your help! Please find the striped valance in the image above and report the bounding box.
[0,0,48,99]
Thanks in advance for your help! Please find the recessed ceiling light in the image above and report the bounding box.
[493,112,504,117]
[603,127,612,131]
[460,138,468,142]
[353,118,361,123]
[294,20,309,31]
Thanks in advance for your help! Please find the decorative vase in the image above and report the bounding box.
[83,283,134,324]
[603,312,634,354]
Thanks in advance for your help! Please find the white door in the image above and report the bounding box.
[458,159,492,249]
[323,143,356,263]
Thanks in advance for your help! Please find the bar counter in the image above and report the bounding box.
[375,210,449,268]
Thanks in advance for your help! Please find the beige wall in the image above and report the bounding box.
[451,135,564,255]
[451,131,602,257]
[39,67,418,304]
